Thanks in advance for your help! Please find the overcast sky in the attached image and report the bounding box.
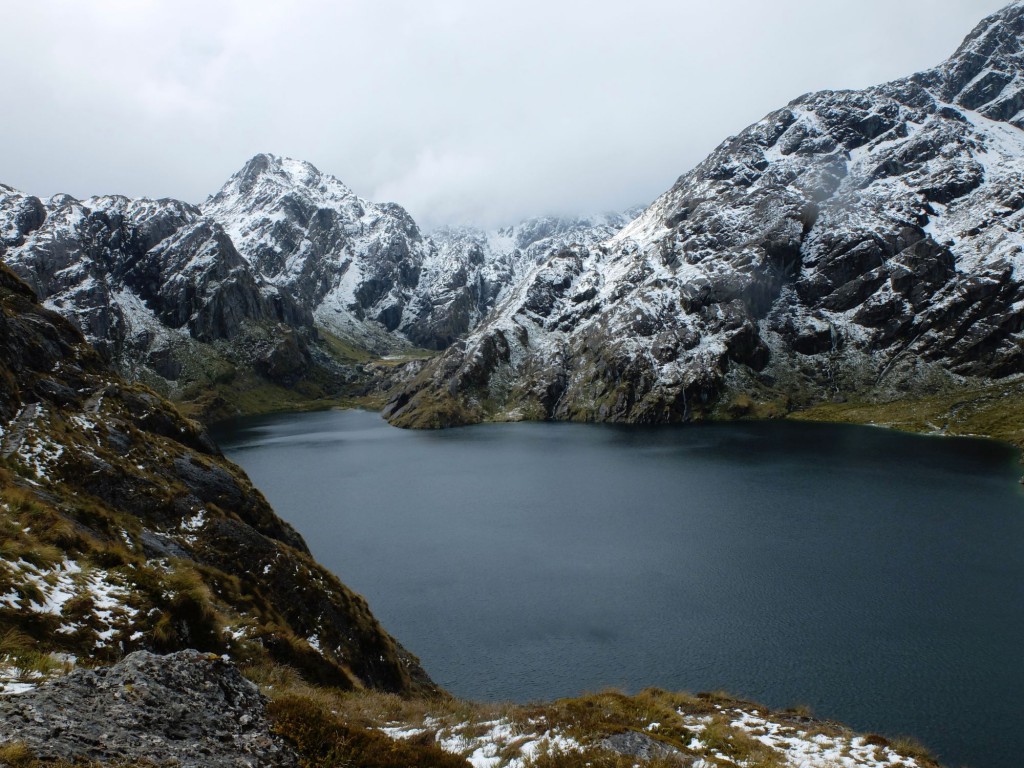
[0,0,1010,230]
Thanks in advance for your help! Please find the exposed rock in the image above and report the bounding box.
[0,650,297,767]
[203,156,635,353]
[0,188,334,403]
[387,2,1024,428]
[1,158,634,411]
[599,730,685,761]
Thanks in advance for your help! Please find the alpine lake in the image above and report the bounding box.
[212,409,1024,768]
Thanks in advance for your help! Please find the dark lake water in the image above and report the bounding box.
[212,410,1024,768]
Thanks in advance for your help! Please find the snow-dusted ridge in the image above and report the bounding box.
[5,4,1024,430]
[201,153,639,351]
[385,1,1024,428]
[0,152,637,404]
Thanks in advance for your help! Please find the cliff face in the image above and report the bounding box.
[200,155,635,354]
[0,186,326,390]
[385,2,1024,428]
[0,263,434,695]
[1,156,634,419]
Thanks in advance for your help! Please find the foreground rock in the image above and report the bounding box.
[0,650,296,767]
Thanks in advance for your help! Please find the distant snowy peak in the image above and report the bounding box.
[430,211,637,269]
[409,211,637,348]
[203,153,360,228]
[199,154,639,351]
[489,211,636,251]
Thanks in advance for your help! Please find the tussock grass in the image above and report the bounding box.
[0,630,69,678]
[790,379,1024,449]
[0,742,35,768]
[524,750,683,768]
[890,736,937,763]
[269,693,468,768]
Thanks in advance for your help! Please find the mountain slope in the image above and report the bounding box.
[1,153,636,421]
[0,185,350,416]
[202,154,434,352]
[385,1,1024,429]
[419,212,635,347]
[0,262,434,694]
[202,154,636,352]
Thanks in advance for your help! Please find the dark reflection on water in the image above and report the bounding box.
[213,410,1024,768]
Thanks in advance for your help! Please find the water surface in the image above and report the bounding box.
[213,410,1024,768]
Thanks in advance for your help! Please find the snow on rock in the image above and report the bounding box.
[0,187,311,390]
[374,703,931,768]
[202,154,637,352]
[681,708,924,768]
[386,1,1024,428]
[3,150,637,398]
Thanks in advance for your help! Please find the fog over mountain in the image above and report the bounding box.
[0,0,1008,229]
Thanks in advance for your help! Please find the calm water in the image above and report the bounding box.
[213,410,1024,768]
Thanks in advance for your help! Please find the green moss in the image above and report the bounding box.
[318,330,375,363]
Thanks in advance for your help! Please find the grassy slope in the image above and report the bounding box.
[255,671,940,768]
[787,378,1024,451]
[172,328,436,423]
[0,263,435,697]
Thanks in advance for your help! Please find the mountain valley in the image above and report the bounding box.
[1,2,1023,766]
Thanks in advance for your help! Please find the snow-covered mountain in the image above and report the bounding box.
[0,152,634,405]
[419,212,636,347]
[385,1,1024,427]
[202,155,635,351]
[201,154,431,352]
[0,186,317,389]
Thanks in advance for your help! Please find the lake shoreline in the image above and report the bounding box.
[214,410,1024,768]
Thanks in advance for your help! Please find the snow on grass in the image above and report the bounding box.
[381,717,582,768]
[679,707,924,768]
[14,434,63,482]
[0,556,138,648]
[180,510,206,532]
[0,651,77,696]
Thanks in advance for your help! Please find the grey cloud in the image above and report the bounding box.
[0,0,1009,230]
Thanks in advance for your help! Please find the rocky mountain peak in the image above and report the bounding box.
[205,153,356,216]
[925,0,1024,121]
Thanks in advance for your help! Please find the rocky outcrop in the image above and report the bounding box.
[0,262,435,693]
[0,188,330,399]
[386,1,1024,428]
[415,213,634,348]
[0,650,297,767]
